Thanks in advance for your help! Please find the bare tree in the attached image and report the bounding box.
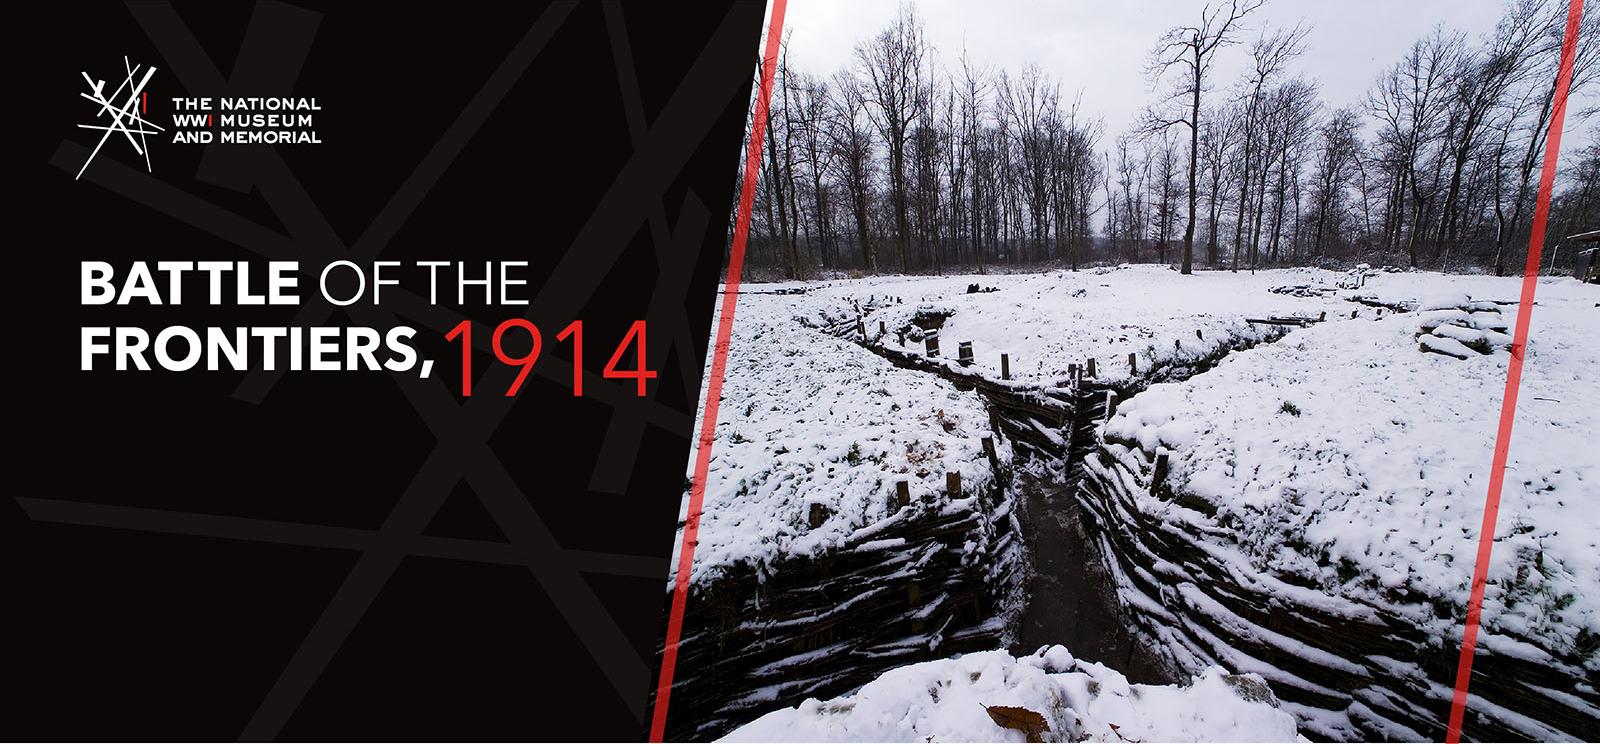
[856,4,931,271]
[1151,130,1183,264]
[1112,135,1149,263]
[1264,79,1318,265]
[1232,26,1306,271]
[826,71,878,272]
[1435,6,1544,266]
[737,0,1593,279]
[1494,1,1600,275]
[998,65,1062,263]
[956,48,991,272]
[1370,28,1463,267]
[1309,108,1362,255]
[1146,0,1266,274]
[1198,105,1238,266]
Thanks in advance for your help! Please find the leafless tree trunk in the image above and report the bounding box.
[1146,0,1265,274]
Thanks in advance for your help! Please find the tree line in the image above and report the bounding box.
[738,0,1600,279]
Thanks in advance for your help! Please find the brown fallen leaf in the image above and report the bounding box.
[983,704,1050,743]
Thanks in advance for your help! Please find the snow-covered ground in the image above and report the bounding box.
[674,264,1596,738]
[722,645,1303,742]
[676,291,1012,586]
[809,265,1359,386]
[1100,272,1598,675]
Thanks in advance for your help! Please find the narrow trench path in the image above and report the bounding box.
[827,304,1307,689]
[827,312,1180,684]
[1010,460,1171,684]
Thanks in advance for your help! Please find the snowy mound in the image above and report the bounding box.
[676,294,1008,586]
[841,266,1349,386]
[1102,275,1599,669]
[722,646,1302,743]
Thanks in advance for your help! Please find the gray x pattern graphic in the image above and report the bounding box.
[27,0,757,737]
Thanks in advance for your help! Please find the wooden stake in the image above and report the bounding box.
[808,502,828,528]
[1151,452,1170,494]
[1128,352,1137,373]
[946,471,962,498]
[1000,353,1011,380]
[895,480,910,508]
[1087,357,1097,378]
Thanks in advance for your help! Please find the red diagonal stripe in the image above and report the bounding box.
[648,0,788,740]
[1446,0,1584,740]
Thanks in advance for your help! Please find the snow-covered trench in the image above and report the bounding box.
[835,304,1291,687]
[1077,304,1600,742]
[657,494,1026,740]
[1078,438,1596,742]
[665,274,1596,742]
[840,298,1594,742]
[653,297,1029,741]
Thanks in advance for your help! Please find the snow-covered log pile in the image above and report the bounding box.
[1080,276,1599,741]
[1415,293,1512,358]
[722,645,1303,743]
[658,295,1026,740]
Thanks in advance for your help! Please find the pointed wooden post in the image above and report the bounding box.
[1000,353,1011,380]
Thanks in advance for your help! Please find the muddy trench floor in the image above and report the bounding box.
[1009,455,1171,685]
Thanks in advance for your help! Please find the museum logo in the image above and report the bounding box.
[73,55,324,180]
[75,57,162,180]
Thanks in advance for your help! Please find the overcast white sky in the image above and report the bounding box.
[780,0,1597,149]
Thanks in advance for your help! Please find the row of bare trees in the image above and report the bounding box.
[740,0,1599,279]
